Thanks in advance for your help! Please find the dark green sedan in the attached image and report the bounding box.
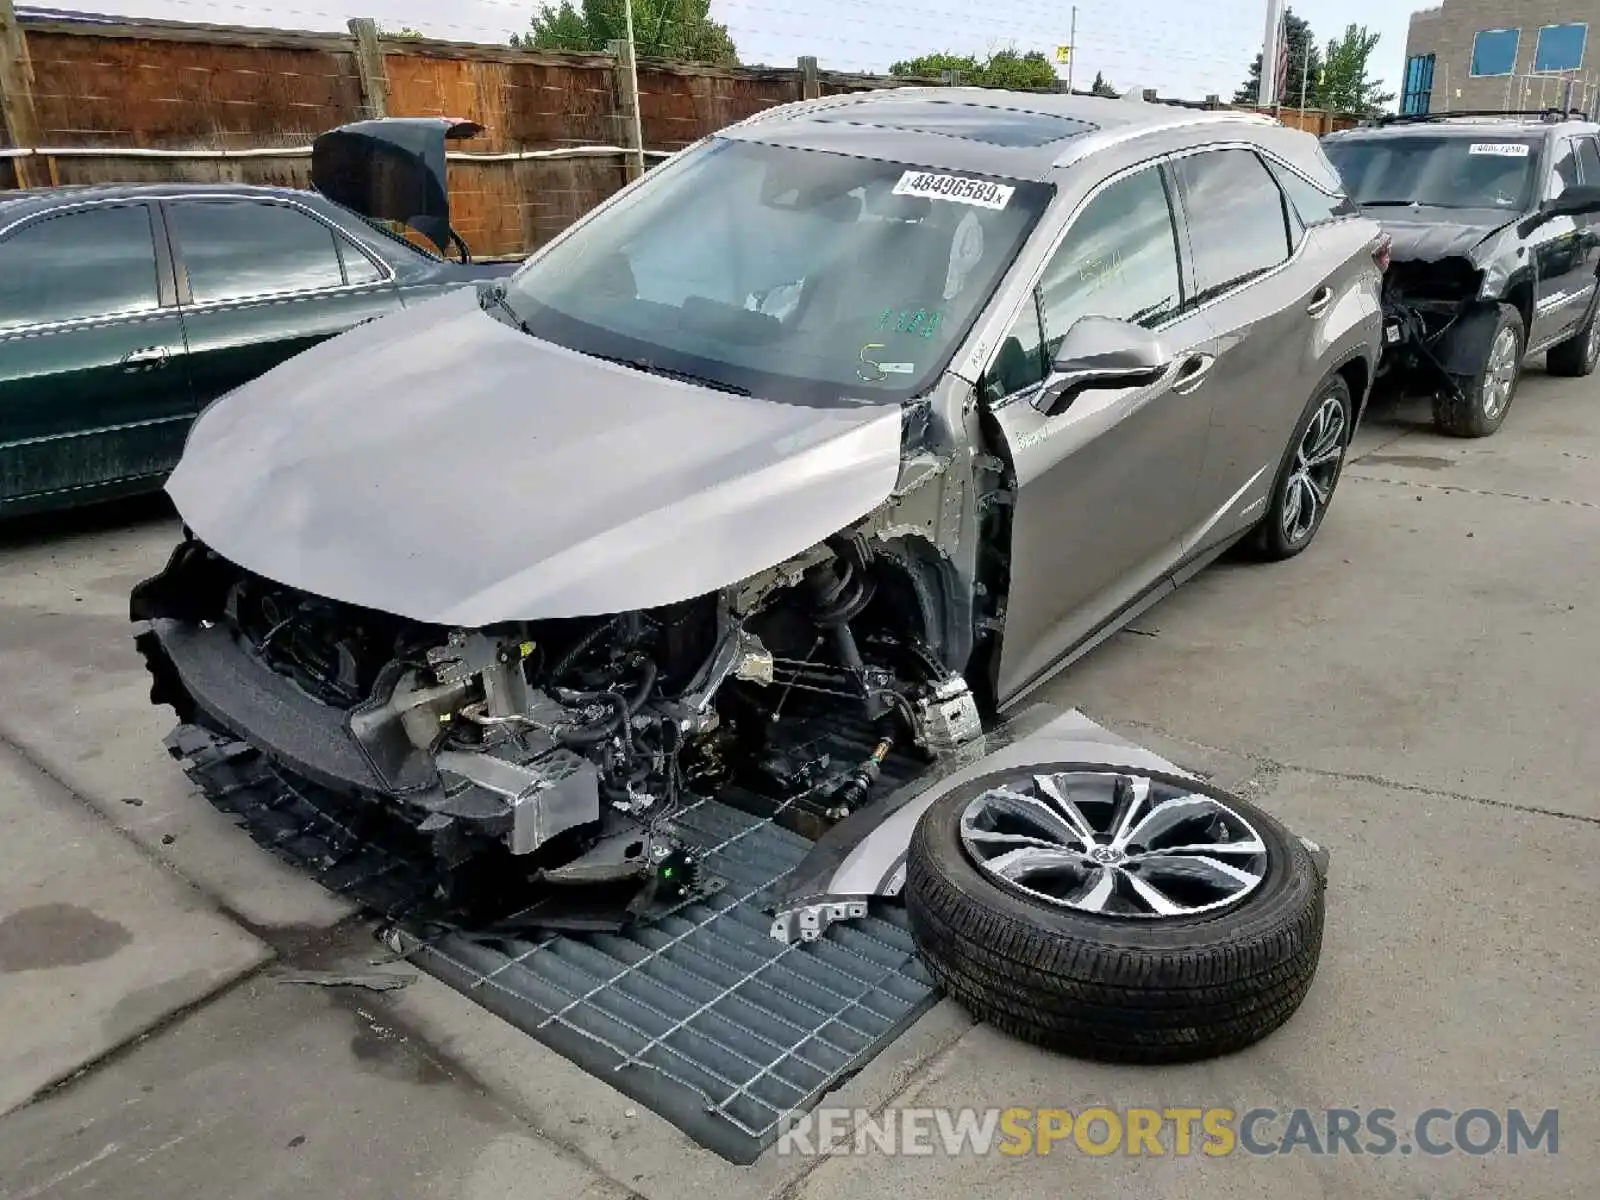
[0,118,517,517]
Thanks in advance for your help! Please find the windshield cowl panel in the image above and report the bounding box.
[500,138,1053,407]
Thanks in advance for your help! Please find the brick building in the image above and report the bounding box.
[1403,0,1600,114]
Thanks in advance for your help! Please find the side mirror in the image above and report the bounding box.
[1520,184,1600,236]
[1033,316,1173,416]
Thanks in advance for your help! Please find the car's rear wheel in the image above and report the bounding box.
[1546,296,1600,378]
[904,764,1327,1063]
[1435,304,1523,437]
[1246,372,1352,562]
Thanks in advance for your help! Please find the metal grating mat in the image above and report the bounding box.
[173,727,939,1163]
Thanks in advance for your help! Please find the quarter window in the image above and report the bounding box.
[0,205,162,332]
[1268,160,1357,227]
[1174,150,1292,302]
[1577,136,1600,185]
[1471,29,1520,77]
[1534,23,1586,73]
[338,240,385,286]
[168,200,349,303]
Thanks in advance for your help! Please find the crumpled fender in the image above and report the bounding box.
[767,705,1331,943]
[1437,303,1510,375]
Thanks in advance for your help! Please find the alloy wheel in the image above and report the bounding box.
[1482,326,1520,420]
[1280,393,1347,546]
[1586,312,1600,368]
[958,770,1269,918]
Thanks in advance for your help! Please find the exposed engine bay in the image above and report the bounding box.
[1377,255,1487,399]
[133,494,991,928]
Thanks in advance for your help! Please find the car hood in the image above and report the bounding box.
[165,289,904,627]
[312,117,482,258]
[1369,206,1517,264]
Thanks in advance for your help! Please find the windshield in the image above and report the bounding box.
[1324,135,1540,210]
[499,137,1052,404]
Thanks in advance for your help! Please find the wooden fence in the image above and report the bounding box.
[0,6,1363,257]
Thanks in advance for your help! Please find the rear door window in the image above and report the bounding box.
[1547,139,1581,200]
[168,200,350,303]
[0,205,162,331]
[1174,149,1293,304]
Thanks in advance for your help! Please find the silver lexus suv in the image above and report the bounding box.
[135,88,1385,895]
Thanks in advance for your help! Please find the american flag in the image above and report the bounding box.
[1275,12,1291,103]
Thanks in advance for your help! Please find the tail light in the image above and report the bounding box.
[1372,233,1392,273]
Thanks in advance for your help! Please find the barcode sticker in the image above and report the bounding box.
[1468,143,1531,157]
[893,171,1015,210]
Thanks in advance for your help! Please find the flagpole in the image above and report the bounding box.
[1272,5,1285,117]
[1261,0,1281,108]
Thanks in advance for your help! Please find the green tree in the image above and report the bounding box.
[1089,70,1118,97]
[382,25,425,39]
[1234,8,1321,107]
[1320,24,1396,114]
[512,0,738,65]
[890,47,1058,90]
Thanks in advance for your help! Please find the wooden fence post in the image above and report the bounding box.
[0,0,41,188]
[609,38,644,183]
[798,55,820,100]
[348,17,389,119]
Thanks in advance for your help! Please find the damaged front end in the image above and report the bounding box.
[1379,254,1492,402]
[132,459,991,930]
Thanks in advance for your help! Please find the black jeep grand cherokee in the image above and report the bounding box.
[1325,110,1600,437]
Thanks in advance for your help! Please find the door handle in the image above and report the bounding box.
[121,346,172,370]
[1170,353,1216,396]
[1305,287,1335,318]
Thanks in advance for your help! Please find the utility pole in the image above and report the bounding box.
[1067,6,1077,93]
[622,0,645,181]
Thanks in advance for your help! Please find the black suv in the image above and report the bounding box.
[1324,110,1600,436]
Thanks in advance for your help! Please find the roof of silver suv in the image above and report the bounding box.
[721,87,1279,182]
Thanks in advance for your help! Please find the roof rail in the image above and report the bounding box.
[1368,108,1590,128]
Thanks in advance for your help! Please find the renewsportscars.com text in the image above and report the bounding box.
[775,1106,1560,1158]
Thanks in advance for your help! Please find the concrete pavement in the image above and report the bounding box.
[0,367,1595,1199]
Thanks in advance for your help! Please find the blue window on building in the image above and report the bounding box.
[1534,23,1587,72]
[1402,54,1436,113]
[1471,28,1521,76]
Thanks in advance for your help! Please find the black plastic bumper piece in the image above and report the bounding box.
[137,618,385,795]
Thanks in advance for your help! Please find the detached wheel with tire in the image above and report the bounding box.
[1246,371,1353,562]
[1435,303,1523,437]
[904,765,1326,1063]
[1546,295,1600,377]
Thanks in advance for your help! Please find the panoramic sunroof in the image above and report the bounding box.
[814,100,1098,147]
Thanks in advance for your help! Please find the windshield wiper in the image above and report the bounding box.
[1360,199,1423,207]
[582,352,752,396]
[478,284,529,332]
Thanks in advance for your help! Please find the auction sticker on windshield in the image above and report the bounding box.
[894,171,1015,210]
[1468,143,1531,157]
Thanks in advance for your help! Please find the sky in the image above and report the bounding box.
[47,0,1419,106]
